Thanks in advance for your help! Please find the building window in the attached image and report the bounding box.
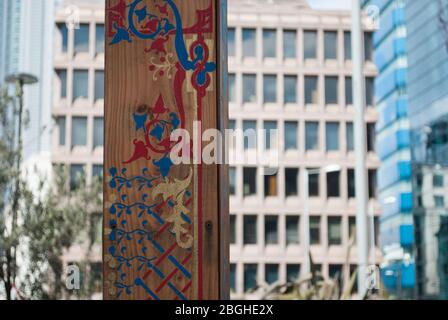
[310,216,321,245]
[324,31,337,60]
[57,23,68,52]
[347,169,355,198]
[346,122,354,151]
[92,165,103,181]
[96,24,105,54]
[325,76,338,105]
[263,75,277,103]
[285,168,298,197]
[367,123,376,152]
[264,173,278,197]
[94,71,104,101]
[264,121,277,150]
[327,171,340,198]
[56,69,67,98]
[71,117,87,147]
[435,196,445,208]
[57,117,66,146]
[229,167,236,196]
[368,169,377,199]
[93,117,104,148]
[230,264,236,293]
[366,77,374,106]
[244,264,257,292]
[243,120,257,150]
[344,31,351,60]
[263,29,277,58]
[350,265,358,293]
[326,122,340,151]
[230,215,236,244]
[286,216,299,245]
[305,76,318,105]
[70,164,85,190]
[329,264,343,288]
[243,167,257,196]
[243,215,257,245]
[433,174,444,187]
[364,32,373,62]
[328,217,342,245]
[243,28,256,57]
[243,74,256,103]
[286,264,300,282]
[307,169,319,197]
[305,122,319,151]
[229,74,236,103]
[228,28,235,57]
[283,30,297,59]
[74,23,89,54]
[229,120,236,149]
[304,30,317,60]
[73,70,89,100]
[264,216,278,244]
[284,75,297,104]
[345,76,353,105]
[265,264,279,284]
[349,217,356,241]
[285,121,298,150]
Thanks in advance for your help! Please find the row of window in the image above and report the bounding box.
[66,164,103,190]
[57,22,104,55]
[56,69,104,102]
[57,116,103,148]
[229,74,374,106]
[231,263,361,293]
[228,28,373,62]
[230,167,377,199]
[230,214,379,247]
[229,120,376,153]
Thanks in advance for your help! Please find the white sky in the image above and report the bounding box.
[307,0,352,10]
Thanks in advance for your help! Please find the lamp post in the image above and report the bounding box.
[303,164,341,277]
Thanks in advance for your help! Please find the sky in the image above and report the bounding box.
[307,0,352,10]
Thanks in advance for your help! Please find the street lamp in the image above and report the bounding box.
[303,164,341,277]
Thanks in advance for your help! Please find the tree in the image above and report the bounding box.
[0,86,102,300]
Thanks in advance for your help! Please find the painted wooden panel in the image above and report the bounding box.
[104,0,227,300]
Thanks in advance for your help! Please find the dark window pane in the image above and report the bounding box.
[284,75,297,103]
[263,75,277,103]
[264,174,278,197]
[264,121,277,150]
[263,29,277,58]
[349,217,356,241]
[244,264,257,292]
[57,23,68,52]
[57,117,66,146]
[327,171,340,198]
[229,74,236,103]
[243,74,256,103]
[329,264,343,289]
[283,30,296,59]
[57,69,67,98]
[304,30,317,59]
[308,168,319,196]
[310,216,321,245]
[368,169,377,199]
[265,216,278,244]
[326,122,340,151]
[433,174,444,187]
[345,77,353,105]
[286,216,299,245]
[95,71,104,101]
[230,264,236,293]
[346,122,354,151]
[347,169,355,198]
[305,122,319,151]
[72,117,87,146]
[228,28,236,56]
[73,70,88,100]
[325,76,338,104]
[75,23,89,54]
[305,76,318,104]
[344,31,351,60]
[324,31,337,60]
[96,24,104,54]
[94,117,104,148]
[243,215,257,244]
[364,32,373,61]
[328,217,342,245]
[366,77,374,106]
[229,167,236,195]
[287,264,300,282]
[367,123,376,152]
[285,168,298,197]
[70,164,85,190]
[265,264,279,284]
[230,215,236,244]
[243,168,257,196]
[243,120,257,150]
[285,121,298,150]
[243,29,256,57]
[92,165,103,181]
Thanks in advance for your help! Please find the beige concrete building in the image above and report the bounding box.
[51,0,381,299]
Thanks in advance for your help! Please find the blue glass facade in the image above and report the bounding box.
[362,0,416,297]
[405,0,448,300]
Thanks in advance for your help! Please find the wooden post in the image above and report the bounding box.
[103,0,228,300]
